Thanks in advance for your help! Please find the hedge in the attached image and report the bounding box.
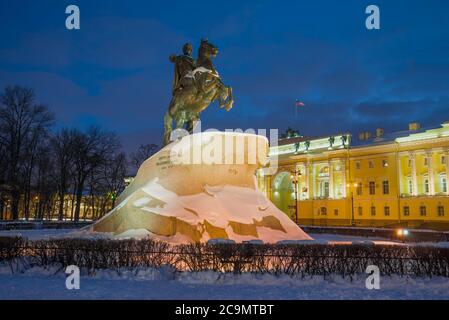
[1,237,448,277]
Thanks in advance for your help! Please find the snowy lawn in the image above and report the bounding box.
[1,228,449,300]
[3,228,449,247]
[0,265,449,300]
[0,228,398,243]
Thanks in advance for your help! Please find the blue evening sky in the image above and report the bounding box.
[1,0,449,151]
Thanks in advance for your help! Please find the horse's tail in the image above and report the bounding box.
[228,86,233,102]
[226,86,234,110]
[163,111,173,146]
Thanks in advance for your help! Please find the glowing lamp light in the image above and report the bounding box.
[397,229,409,236]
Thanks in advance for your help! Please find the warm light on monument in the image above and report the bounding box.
[88,40,312,244]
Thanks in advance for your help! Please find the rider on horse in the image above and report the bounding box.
[169,43,197,94]
[163,40,233,146]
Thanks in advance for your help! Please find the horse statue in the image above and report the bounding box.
[163,39,234,145]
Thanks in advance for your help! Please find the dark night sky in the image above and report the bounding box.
[1,0,449,152]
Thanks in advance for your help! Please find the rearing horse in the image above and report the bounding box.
[163,40,233,146]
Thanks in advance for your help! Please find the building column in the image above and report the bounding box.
[266,175,272,199]
[341,160,347,198]
[397,154,403,195]
[427,151,435,195]
[328,161,334,199]
[410,152,418,196]
[303,162,310,200]
[311,163,316,199]
[446,150,449,195]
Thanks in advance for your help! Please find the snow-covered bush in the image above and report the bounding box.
[1,237,448,277]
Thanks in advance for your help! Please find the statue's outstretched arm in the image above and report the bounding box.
[169,54,177,63]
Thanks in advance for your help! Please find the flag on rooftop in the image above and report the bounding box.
[295,100,305,107]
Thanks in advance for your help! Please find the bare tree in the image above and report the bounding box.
[0,85,129,221]
[50,128,76,221]
[33,143,57,220]
[0,86,54,220]
[71,126,120,221]
[104,152,127,210]
[85,151,127,220]
[0,138,7,219]
[130,143,158,169]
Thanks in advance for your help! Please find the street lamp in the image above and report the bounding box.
[346,182,358,226]
[396,228,409,243]
[290,169,301,224]
[33,195,39,220]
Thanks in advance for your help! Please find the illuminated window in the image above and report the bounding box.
[424,178,429,194]
[403,206,410,216]
[356,183,362,196]
[420,206,426,216]
[382,180,389,194]
[355,161,361,170]
[369,181,376,195]
[440,174,447,193]
[358,206,363,216]
[382,159,388,167]
[407,179,413,194]
[319,181,329,198]
[370,206,376,216]
[384,206,390,216]
[368,160,374,169]
[438,206,444,217]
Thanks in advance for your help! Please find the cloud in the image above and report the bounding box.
[354,98,449,125]
[0,16,183,71]
[0,69,88,122]
[2,0,449,151]
[385,63,449,98]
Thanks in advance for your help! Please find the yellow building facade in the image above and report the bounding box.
[257,122,449,230]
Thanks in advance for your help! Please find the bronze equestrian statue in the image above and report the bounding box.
[163,39,234,145]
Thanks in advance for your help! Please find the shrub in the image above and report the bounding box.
[1,237,448,277]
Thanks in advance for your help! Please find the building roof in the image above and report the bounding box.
[270,122,449,156]
[278,133,351,147]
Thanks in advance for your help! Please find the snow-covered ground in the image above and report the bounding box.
[0,228,397,243]
[0,228,108,241]
[3,228,449,247]
[0,265,448,300]
[1,228,449,299]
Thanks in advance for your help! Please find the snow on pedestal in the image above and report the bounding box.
[89,132,312,243]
